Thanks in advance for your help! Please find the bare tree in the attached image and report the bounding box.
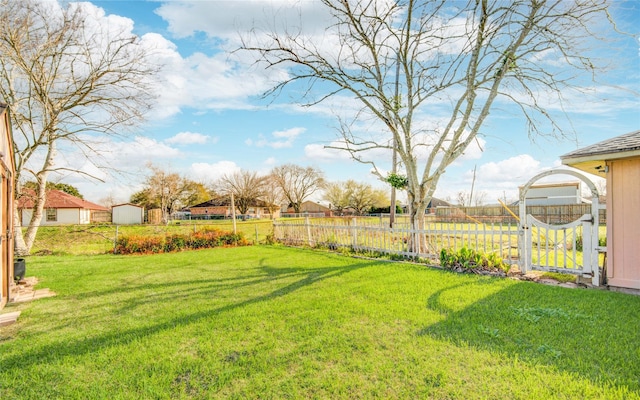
[243,0,616,253]
[218,170,267,216]
[270,164,325,213]
[0,1,158,254]
[456,191,470,207]
[262,174,287,219]
[473,191,487,207]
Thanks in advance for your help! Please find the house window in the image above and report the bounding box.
[46,208,57,222]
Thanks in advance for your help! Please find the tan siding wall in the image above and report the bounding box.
[21,208,86,225]
[607,158,640,289]
[0,111,13,309]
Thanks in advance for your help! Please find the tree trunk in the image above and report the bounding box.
[21,174,50,254]
[406,192,428,256]
[13,203,28,256]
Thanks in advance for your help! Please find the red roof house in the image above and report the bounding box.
[17,189,108,226]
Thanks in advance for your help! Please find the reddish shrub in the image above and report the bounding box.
[114,229,248,255]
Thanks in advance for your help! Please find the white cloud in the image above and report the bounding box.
[304,142,359,162]
[165,131,211,145]
[474,154,542,185]
[155,0,334,41]
[189,161,240,184]
[247,127,305,149]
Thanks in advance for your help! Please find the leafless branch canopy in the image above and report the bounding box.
[218,170,268,214]
[0,0,159,184]
[0,0,160,253]
[270,164,325,213]
[241,0,614,230]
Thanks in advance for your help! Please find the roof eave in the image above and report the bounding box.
[561,149,640,175]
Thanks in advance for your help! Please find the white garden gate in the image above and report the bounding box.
[518,170,601,286]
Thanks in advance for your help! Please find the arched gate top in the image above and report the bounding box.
[519,168,599,203]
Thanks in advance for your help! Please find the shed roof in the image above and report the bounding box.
[427,198,451,208]
[17,189,108,211]
[112,203,144,209]
[560,130,640,175]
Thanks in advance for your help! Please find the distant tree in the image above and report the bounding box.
[457,191,469,207]
[473,191,487,207]
[23,181,83,199]
[141,164,196,224]
[456,190,487,207]
[262,174,287,218]
[323,181,351,215]
[218,170,266,215]
[130,188,159,210]
[325,180,389,215]
[270,164,325,213]
[182,182,211,208]
[98,193,117,209]
[346,180,389,215]
[1,1,158,254]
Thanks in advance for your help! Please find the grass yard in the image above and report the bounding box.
[1,246,639,399]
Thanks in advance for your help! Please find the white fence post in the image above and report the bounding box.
[306,217,312,247]
[352,218,357,250]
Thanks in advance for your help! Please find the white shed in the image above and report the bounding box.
[112,203,144,225]
[518,181,581,206]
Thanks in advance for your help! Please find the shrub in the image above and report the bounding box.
[575,234,606,252]
[440,247,509,274]
[114,229,248,255]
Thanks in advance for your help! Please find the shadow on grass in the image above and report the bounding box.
[418,280,640,394]
[1,254,375,372]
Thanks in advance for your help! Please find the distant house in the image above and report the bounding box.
[188,196,280,219]
[401,198,450,214]
[0,103,15,310]
[17,189,108,226]
[426,197,451,214]
[285,201,332,216]
[112,203,144,225]
[561,130,640,291]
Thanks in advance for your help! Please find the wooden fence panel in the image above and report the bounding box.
[435,204,605,225]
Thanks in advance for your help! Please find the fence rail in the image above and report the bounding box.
[435,204,606,225]
[273,217,520,264]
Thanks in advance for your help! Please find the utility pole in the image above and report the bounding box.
[231,192,237,234]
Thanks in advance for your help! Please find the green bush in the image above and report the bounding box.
[575,234,606,252]
[440,247,509,274]
[114,229,248,255]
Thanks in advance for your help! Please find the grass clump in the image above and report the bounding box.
[440,247,510,274]
[540,271,577,283]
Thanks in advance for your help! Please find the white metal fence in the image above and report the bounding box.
[273,217,520,264]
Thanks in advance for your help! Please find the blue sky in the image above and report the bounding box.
[58,0,639,206]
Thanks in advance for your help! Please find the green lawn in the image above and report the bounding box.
[1,246,639,399]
